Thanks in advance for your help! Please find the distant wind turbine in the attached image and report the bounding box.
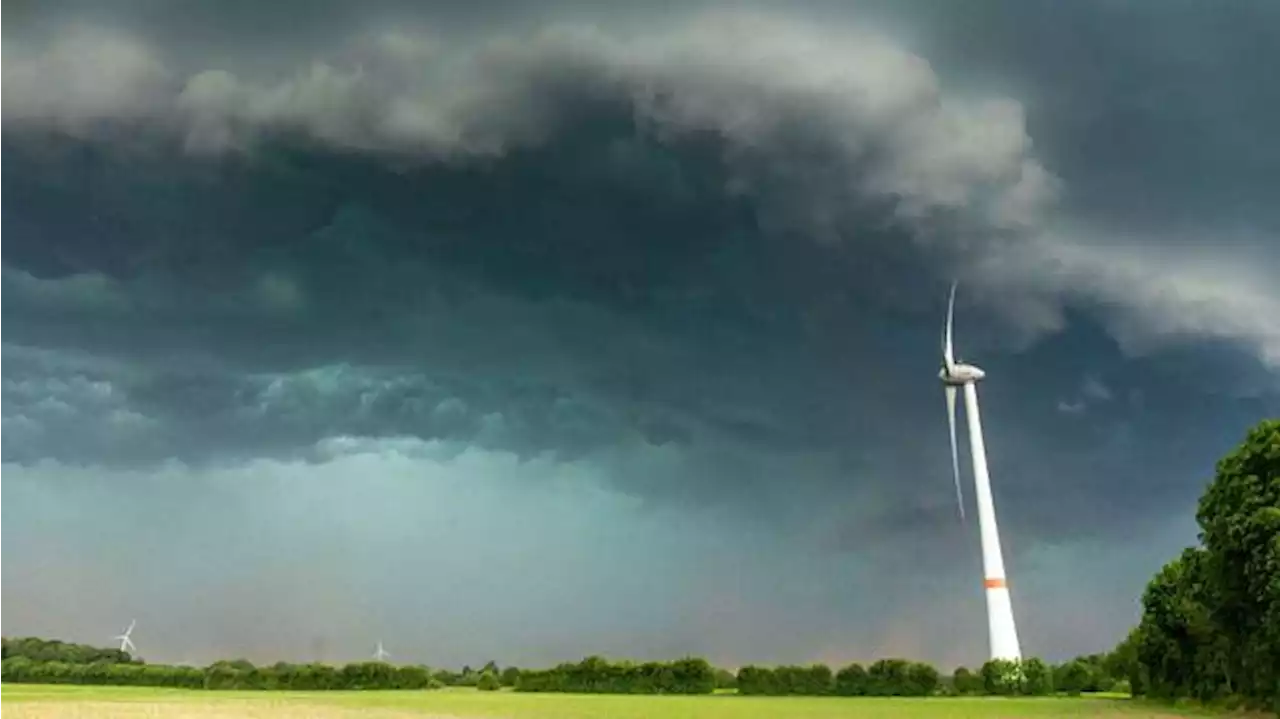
[939,282,1023,662]
[373,641,391,662]
[113,620,138,655]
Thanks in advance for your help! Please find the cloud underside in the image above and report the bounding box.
[5,14,1277,366]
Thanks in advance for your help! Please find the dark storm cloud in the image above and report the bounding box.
[3,0,1279,667]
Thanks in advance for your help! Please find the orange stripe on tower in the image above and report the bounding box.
[984,578,1007,589]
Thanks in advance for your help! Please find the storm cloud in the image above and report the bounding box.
[4,0,1279,669]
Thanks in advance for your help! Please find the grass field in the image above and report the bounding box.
[0,685,1242,719]
[0,680,1239,716]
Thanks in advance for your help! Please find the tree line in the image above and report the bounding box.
[1,638,135,666]
[512,656,716,694]
[0,638,506,691]
[733,655,1131,697]
[1115,419,1279,712]
[3,636,1134,698]
[0,655,443,691]
[0,641,715,694]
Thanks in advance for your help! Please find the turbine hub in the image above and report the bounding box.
[940,362,985,385]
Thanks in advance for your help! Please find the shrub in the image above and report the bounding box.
[952,666,982,695]
[834,662,868,696]
[1022,658,1053,695]
[1054,660,1092,696]
[981,659,1023,696]
[477,671,501,691]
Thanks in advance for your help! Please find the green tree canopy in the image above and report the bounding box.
[1129,419,1279,710]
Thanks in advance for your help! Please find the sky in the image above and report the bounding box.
[3,0,1279,670]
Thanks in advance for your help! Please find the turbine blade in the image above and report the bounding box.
[946,384,965,522]
[943,282,957,372]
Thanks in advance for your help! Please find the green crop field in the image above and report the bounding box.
[0,685,1239,719]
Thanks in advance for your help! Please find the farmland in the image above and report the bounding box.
[0,685,1237,719]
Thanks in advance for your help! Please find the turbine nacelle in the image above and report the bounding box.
[940,362,985,385]
[940,282,985,386]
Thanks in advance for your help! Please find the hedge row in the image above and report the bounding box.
[1,635,1128,699]
[1,657,441,691]
[737,658,1065,697]
[1,638,133,666]
[739,660,936,696]
[512,656,1074,697]
[514,656,716,694]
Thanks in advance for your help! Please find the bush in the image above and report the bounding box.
[1021,658,1053,695]
[952,666,982,695]
[477,671,501,691]
[1054,660,1092,696]
[867,659,936,696]
[981,659,1023,696]
[834,662,869,696]
[736,666,775,695]
[905,662,940,696]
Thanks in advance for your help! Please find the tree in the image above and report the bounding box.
[1054,660,1092,696]
[499,666,521,687]
[905,662,939,696]
[1126,419,1280,710]
[455,664,479,687]
[394,665,433,690]
[1104,629,1145,695]
[477,671,501,691]
[951,666,981,695]
[668,657,717,694]
[1195,419,1280,706]
[834,662,868,696]
[510,656,714,695]
[736,666,775,695]
[713,667,736,690]
[1021,658,1053,695]
[981,659,1022,696]
[867,659,929,696]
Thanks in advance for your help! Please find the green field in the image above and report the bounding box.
[0,685,1241,719]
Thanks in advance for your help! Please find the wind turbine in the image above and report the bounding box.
[939,282,1022,662]
[113,620,138,655]
[373,641,391,662]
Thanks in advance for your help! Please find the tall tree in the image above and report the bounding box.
[1130,419,1279,709]
[1195,418,1280,703]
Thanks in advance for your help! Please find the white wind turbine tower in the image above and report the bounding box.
[113,620,138,655]
[373,641,391,662]
[939,283,1022,662]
